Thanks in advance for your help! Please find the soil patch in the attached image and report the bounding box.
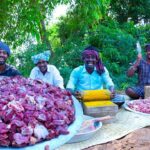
[84,127,150,150]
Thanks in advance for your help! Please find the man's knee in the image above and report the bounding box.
[125,87,140,99]
[125,87,133,95]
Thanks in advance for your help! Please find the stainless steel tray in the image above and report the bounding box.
[0,96,84,150]
[123,100,150,116]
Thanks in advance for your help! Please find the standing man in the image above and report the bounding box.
[66,46,115,99]
[126,44,150,99]
[30,51,64,89]
[0,41,21,76]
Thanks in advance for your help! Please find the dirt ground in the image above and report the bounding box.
[84,127,150,150]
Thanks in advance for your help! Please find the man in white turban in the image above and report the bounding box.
[30,51,64,89]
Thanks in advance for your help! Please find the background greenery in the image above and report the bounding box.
[1,0,150,89]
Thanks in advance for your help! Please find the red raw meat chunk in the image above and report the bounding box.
[13,133,29,145]
[0,76,75,147]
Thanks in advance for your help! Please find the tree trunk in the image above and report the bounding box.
[39,19,53,56]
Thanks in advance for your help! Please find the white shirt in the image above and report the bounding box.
[30,65,64,89]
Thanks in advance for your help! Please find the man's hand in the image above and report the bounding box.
[110,91,115,99]
[66,88,82,100]
[137,53,142,61]
[134,53,142,67]
[74,91,82,100]
[109,86,115,99]
[127,53,142,77]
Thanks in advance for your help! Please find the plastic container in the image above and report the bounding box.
[67,116,102,143]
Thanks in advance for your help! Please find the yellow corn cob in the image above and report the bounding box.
[84,101,115,107]
[82,89,111,101]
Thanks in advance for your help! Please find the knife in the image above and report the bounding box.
[136,41,142,54]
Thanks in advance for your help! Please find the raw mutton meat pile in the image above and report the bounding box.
[0,76,75,147]
[128,99,150,114]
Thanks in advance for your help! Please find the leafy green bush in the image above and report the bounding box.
[53,21,146,89]
[9,43,49,77]
[7,20,149,91]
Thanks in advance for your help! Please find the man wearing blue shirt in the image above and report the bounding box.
[66,46,115,99]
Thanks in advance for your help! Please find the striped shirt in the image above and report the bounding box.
[137,59,150,86]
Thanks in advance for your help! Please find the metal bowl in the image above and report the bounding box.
[112,95,125,108]
[113,101,125,107]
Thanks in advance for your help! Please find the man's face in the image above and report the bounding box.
[146,49,150,60]
[0,49,8,65]
[37,60,48,73]
[83,54,97,69]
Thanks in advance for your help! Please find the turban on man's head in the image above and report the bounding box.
[145,44,150,51]
[31,51,51,64]
[0,41,11,56]
[82,46,105,75]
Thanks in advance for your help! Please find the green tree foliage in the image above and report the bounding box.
[109,0,150,23]
[87,23,136,89]
[7,43,48,77]
[50,35,87,85]
[1,0,150,90]
[0,0,69,51]
[137,24,150,42]
[50,17,148,89]
[57,0,110,42]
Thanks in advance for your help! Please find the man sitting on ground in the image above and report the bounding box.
[66,46,115,99]
[126,44,150,99]
[30,51,64,89]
